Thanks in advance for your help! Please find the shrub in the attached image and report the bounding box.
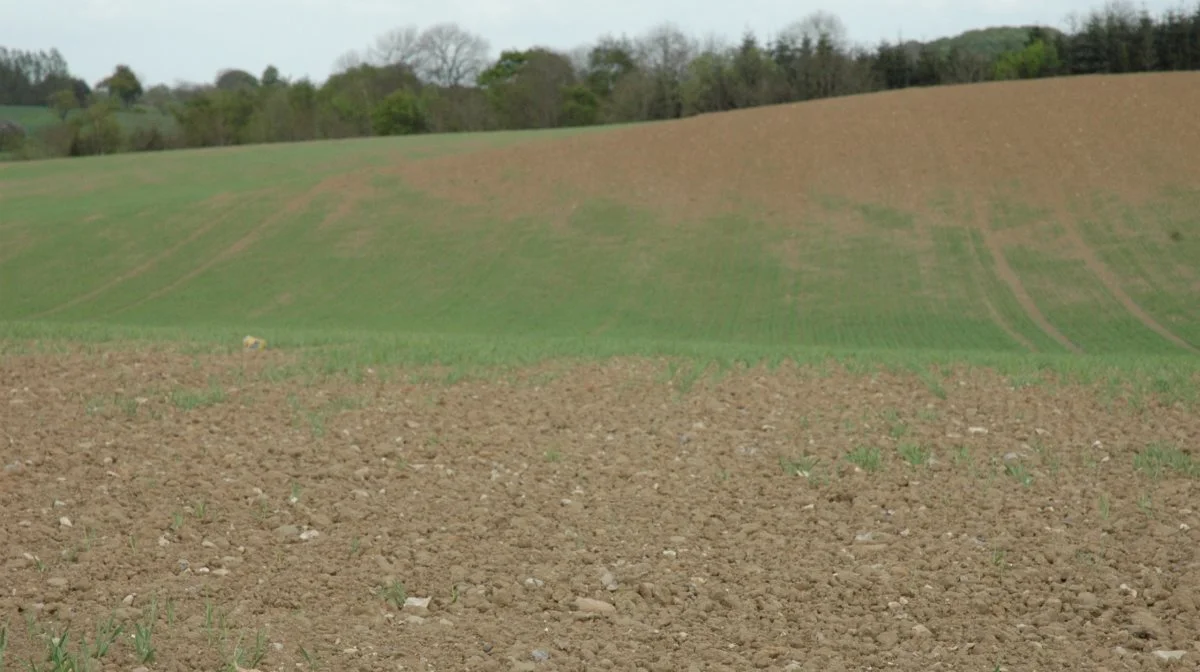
[372,89,428,136]
[127,124,182,152]
[0,119,26,152]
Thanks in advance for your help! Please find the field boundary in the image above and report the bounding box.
[4,318,1199,380]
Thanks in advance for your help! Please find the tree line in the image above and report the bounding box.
[2,0,1199,160]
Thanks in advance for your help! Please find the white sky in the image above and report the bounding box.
[1,0,1188,87]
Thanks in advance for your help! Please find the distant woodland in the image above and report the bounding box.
[1,0,1199,160]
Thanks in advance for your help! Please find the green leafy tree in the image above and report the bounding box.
[286,79,319,139]
[216,68,259,91]
[261,65,283,87]
[140,84,175,114]
[769,33,818,100]
[560,85,599,126]
[0,46,72,105]
[171,89,256,146]
[171,92,225,146]
[478,48,579,128]
[422,85,495,133]
[218,88,258,142]
[97,64,143,107]
[583,37,638,98]
[993,39,1061,79]
[372,89,428,135]
[70,78,92,108]
[244,87,295,143]
[912,45,943,85]
[730,31,774,107]
[48,88,79,120]
[871,41,910,90]
[680,50,734,115]
[320,63,421,136]
[71,100,122,155]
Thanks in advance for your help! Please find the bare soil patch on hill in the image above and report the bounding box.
[2,349,1198,670]
[394,72,1200,227]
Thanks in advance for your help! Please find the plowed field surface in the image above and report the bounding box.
[2,350,1198,671]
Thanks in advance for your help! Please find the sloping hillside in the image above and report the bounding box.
[2,73,1197,356]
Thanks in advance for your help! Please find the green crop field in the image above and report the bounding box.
[0,105,60,131]
[0,103,176,133]
[1,75,1198,392]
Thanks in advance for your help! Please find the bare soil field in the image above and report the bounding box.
[397,72,1200,225]
[3,349,1198,671]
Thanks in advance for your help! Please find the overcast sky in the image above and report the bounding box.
[2,0,1186,87]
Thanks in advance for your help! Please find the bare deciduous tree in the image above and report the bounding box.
[332,49,365,75]
[632,23,696,120]
[414,23,490,86]
[370,25,427,72]
[782,11,850,51]
[636,23,696,79]
[565,44,592,79]
[942,47,990,84]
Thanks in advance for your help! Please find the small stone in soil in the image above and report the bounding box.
[600,570,618,591]
[403,596,431,611]
[574,597,616,615]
